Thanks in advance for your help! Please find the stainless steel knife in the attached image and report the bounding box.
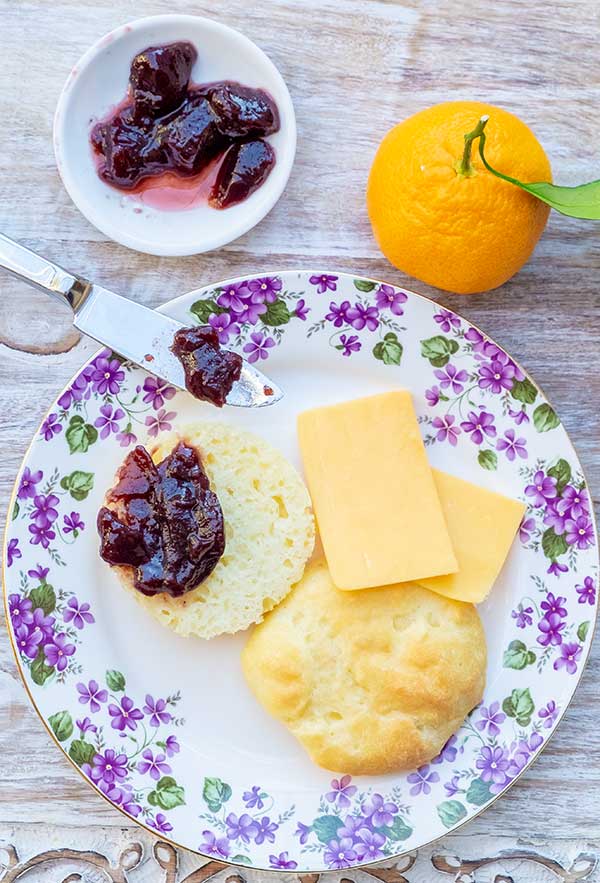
[0,232,283,408]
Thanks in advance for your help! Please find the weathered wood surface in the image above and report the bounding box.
[0,829,599,883]
[1,0,599,876]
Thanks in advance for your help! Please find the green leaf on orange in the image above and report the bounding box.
[477,121,600,219]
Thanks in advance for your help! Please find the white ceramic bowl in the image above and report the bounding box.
[53,14,296,256]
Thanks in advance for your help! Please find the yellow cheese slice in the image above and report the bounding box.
[297,391,458,590]
[418,470,526,603]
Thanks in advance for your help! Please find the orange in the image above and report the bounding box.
[366,101,551,294]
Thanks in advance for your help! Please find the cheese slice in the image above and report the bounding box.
[418,470,526,603]
[297,391,458,590]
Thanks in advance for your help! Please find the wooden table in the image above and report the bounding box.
[1,0,599,880]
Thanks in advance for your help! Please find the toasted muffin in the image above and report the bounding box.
[242,559,486,774]
[109,423,314,639]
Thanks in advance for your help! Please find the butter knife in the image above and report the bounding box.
[0,232,283,407]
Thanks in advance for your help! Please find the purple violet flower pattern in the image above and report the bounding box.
[143,694,172,727]
[165,735,180,757]
[7,538,22,567]
[71,673,187,834]
[149,812,174,834]
[346,303,379,331]
[425,385,441,406]
[226,813,259,844]
[323,838,357,869]
[18,467,43,500]
[338,333,361,356]
[475,701,506,738]
[63,596,94,628]
[432,734,458,764]
[10,563,94,682]
[553,642,582,674]
[537,611,566,647]
[77,679,108,713]
[91,356,125,395]
[309,273,338,293]
[435,363,468,394]
[243,332,276,363]
[15,624,43,659]
[217,281,250,313]
[269,851,298,869]
[476,746,510,788]
[576,576,596,605]
[433,309,461,333]
[145,409,176,438]
[208,312,240,344]
[142,376,176,410]
[525,471,557,507]
[497,429,528,462]
[511,603,534,629]
[325,774,357,809]
[200,830,230,859]
[5,274,597,871]
[431,414,460,446]
[40,413,62,441]
[63,512,85,535]
[43,633,76,671]
[376,284,407,315]
[109,695,144,732]
[325,300,351,327]
[361,793,399,827]
[519,516,536,544]
[137,749,172,780]
[406,765,440,796]
[294,298,310,321]
[76,716,97,734]
[460,410,496,444]
[539,701,559,728]
[94,404,125,439]
[247,276,282,302]
[243,785,266,810]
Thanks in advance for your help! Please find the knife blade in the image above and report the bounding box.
[0,232,283,408]
[74,284,283,407]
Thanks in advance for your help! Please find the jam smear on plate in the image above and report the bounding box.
[98,442,224,597]
[171,325,243,407]
[91,41,278,207]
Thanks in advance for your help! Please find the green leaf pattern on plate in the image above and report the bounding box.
[3,272,597,870]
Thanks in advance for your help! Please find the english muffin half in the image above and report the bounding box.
[106,422,314,639]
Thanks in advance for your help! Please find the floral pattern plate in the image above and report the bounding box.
[3,271,598,872]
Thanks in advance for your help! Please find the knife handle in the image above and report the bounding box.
[0,232,91,312]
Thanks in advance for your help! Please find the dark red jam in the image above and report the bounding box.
[97,442,224,597]
[90,41,279,207]
[171,325,243,407]
[210,139,275,209]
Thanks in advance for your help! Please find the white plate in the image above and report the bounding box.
[3,271,598,871]
[53,15,296,256]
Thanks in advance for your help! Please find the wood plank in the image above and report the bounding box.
[0,0,599,863]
